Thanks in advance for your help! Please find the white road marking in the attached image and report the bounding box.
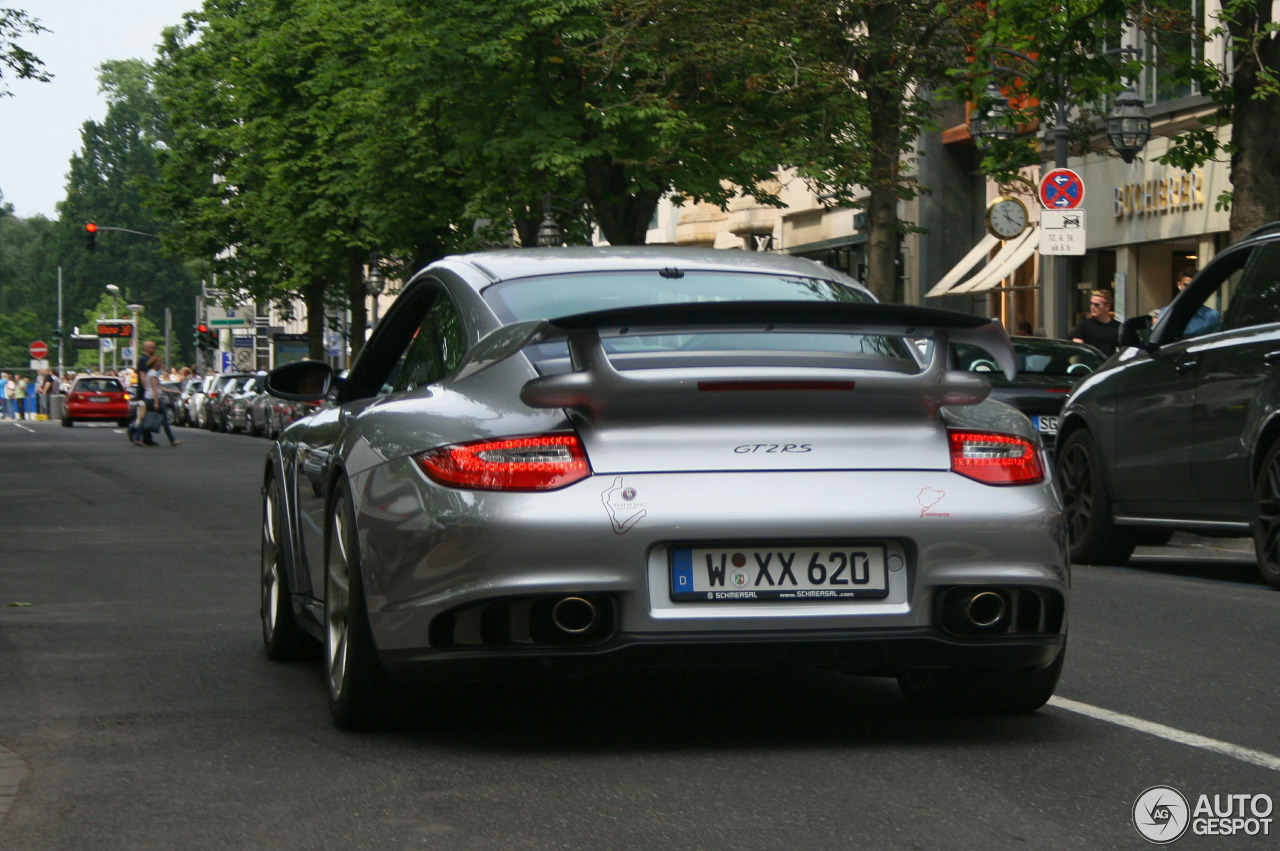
[1051,696,1280,772]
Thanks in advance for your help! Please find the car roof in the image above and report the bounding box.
[423,247,869,294]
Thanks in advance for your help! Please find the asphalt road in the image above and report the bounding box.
[2,418,1279,849]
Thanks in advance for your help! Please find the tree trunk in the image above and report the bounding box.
[303,276,328,361]
[582,157,662,245]
[1228,25,1280,242]
[347,247,368,360]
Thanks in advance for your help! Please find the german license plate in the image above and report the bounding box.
[1032,415,1058,435]
[90,396,110,403]
[670,544,889,601]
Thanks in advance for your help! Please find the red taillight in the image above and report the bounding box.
[416,434,591,491]
[948,430,1044,485]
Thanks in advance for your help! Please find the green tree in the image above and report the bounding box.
[0,7,49,94]
[59,59,199,363]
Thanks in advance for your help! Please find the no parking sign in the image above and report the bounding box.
[1039,168,1086,210]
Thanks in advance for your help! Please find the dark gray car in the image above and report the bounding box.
[1056,221,1280,586]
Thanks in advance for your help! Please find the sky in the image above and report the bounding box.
[0,1,197,219]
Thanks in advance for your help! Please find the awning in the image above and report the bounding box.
[923,233,999,297]
[926,228,1038,297]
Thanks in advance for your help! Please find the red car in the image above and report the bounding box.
[63,375,132,427]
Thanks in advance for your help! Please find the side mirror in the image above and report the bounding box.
[266,360,334,401]
[1119,315,1153,349]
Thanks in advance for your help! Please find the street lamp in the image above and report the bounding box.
[364,252,386,327]
[127,303,144,375]
[969,46,1150,337]
[1106,85,1152,164]
[536,198,566,247]
[969,83,1016,146]
[535,194,595,247]
[105,284,120,371]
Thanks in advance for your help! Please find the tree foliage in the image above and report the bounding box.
[60,59,199,364]
[0,7,49,95]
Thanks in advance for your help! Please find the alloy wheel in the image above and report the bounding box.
[1254,444,1280,587]
[261,484,282,640]
[1057,439,1093,548]
[325,504,352,700]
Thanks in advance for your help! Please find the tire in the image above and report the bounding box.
[62,415,73,427]
[261,477,316,660]
[325,477,398,729]
[117,418,131,428]
[898,646,1066,715]
[1253,441,1280,589]
[1055,429,1135,565]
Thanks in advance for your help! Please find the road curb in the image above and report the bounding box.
[0,742,28,824]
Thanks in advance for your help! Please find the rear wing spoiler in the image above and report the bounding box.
[454,301,1014,418]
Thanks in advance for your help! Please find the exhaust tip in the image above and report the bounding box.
[964,591,1008,629]
[551,596,597,634]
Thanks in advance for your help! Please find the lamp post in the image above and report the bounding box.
[127,304,143,376]
[364,253,386,328]
[971,48,1150,337]
[105,284,120,371]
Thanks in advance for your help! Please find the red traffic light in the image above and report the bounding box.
[85,222,97,233]
[85,222,97,251]
[197,323,209,333]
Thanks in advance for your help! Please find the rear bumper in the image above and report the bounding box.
[379,629,1065,681]
[66,405,130,420]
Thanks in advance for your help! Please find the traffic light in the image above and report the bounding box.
[194,323,207,350]
[85,222,97,251]
[199,324,218,350]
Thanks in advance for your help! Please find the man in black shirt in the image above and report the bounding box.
[1070,289,1119,356]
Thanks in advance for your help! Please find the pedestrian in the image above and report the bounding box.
[1156,267,1220,337]
[133,353,181,447]
[1069,289,1120,356]
[1,371,14,419]
[15,373,29,419]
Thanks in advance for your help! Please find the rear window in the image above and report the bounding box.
[482,270,915,372]
[74,378,123,393]
[483,270,872,321]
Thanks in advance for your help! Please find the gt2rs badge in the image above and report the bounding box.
[602,476,647,534]
[918,487,950,518]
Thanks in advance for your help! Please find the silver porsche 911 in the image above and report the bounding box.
[260,247,1067,729]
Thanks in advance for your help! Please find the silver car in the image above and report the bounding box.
[260,247,1066,729]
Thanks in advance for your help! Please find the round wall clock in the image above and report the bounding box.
[985,196,1029,240]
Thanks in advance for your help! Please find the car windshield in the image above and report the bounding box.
[482,270,917,371]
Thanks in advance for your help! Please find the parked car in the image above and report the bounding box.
[206,373,253,432]
[261,247,1067,729]
[62,375,131,427]
[952,336,1105,457]
[173,376,204,427]
[187,374,219,428]
[226,374,267,434]
[1056,220,1280,586]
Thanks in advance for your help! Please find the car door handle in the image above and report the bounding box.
[1174,358,1197,375]
[1265,349,1280,367]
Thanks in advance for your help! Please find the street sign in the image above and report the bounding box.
[206,304,253,327]
[97,321,134,338]
[100,337,115,353]
[1039,209,1086,255]
[1039,168,1086,210]
[29,340,48,359]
